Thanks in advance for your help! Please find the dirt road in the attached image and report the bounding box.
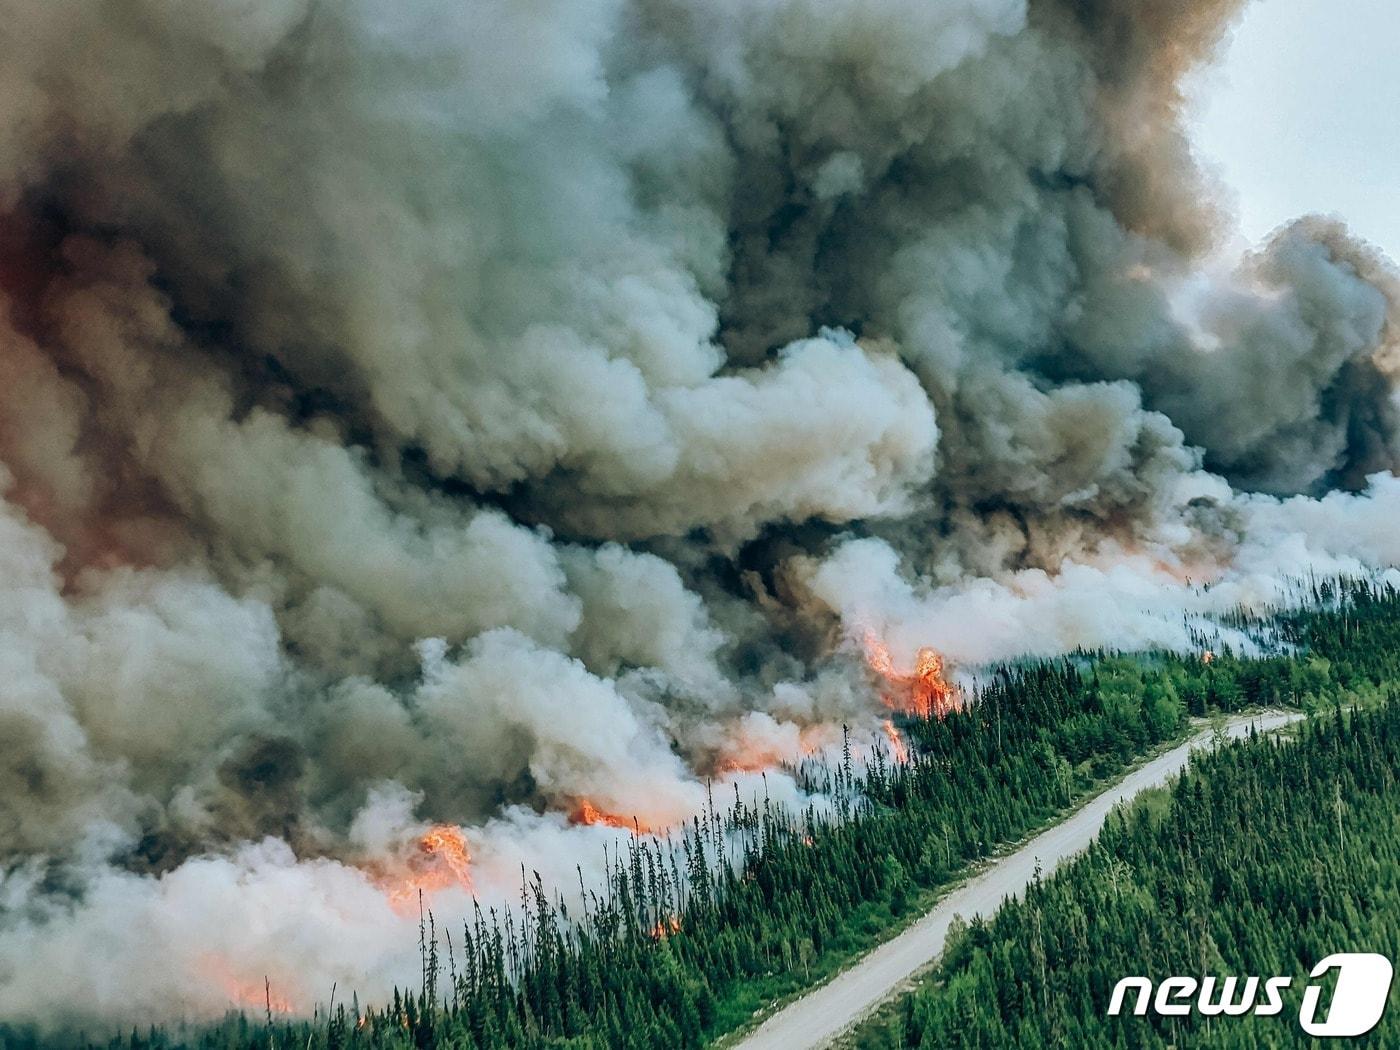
[728,710,1301,1050]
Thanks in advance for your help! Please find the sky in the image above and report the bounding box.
[1188,0,1400,262]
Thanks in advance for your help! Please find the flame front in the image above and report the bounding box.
[570,799,654,835]
[863,633,959,720]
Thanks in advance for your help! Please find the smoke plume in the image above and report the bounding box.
[2,0,1399,1024]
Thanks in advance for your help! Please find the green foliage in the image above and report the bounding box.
[24,578,1400,1050]
[854,583,1400,1048]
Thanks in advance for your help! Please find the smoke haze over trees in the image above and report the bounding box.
[3,0,1400,1022]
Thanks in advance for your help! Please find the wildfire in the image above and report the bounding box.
[880,719,910,764]
[649,915,682,939]
[199,956,295,1015]
[420,825,473,886]
[382,824,475,908]
[1202,649,1215,664]
[711,719,835,778]
[570,799,654,835]
[862,632,959,719]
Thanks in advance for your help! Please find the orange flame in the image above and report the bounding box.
[381,824,475,908]
[712,724,831,777]
[570,799,654,835]
[880,719,910,764]
[198,956,295,1015]
[863,632,959,719]
[649,915,682,939]
[420,825,473,887]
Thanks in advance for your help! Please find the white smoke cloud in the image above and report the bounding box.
[800,473,1400,672]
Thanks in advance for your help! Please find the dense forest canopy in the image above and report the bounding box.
[8,581,1400,1050]
[857,697,1400,1047]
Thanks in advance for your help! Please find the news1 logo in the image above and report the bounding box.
[1108,953,1394,1037]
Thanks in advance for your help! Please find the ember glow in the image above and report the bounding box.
[199,957,294,1016]
[712,722,832,776]
[864,633,960,720]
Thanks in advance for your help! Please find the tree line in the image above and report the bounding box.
[854,586,1400,1048]
[10,578,1400,1050]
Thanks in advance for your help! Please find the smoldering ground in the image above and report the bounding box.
[2,0,1400,1023]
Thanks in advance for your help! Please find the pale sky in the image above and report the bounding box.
[1188,0,1400,262]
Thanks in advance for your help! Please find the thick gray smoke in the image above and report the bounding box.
[2,0,1399,1024]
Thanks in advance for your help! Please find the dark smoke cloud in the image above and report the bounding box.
[1,0,1399,1022]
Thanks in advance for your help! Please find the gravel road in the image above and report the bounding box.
[728,710,1302,1050]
